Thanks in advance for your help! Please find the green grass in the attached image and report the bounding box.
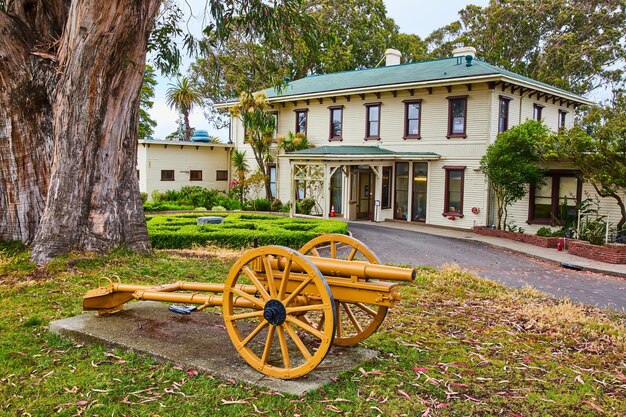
[146,213,348,249]
[1,243,625,416]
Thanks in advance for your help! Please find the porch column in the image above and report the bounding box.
[323,164,331,219]
[370,165,382,222]
[290,162,296,218]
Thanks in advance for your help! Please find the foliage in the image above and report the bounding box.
[1,245,626,415]
[426,0,626,95]
[577,197,608,246]
[536,227,567,238]
[243,198,271,212]
[143,186,240,212]
[146,213,348,249]
[480,121,548,230]
[138,64,158,140]
[270,199,283,212]
[296,198,316,215]
[189,0,428,127]
[229,92,276,199]
[231,149,249,205]
[546,92,626,229]
[278,131,312,153]
[139,192,148,204]
[165,77,203,141]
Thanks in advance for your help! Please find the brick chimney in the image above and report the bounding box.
[384,49,402,66]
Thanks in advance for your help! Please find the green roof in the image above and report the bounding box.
[286,146,439,157]
[265,57,589,103]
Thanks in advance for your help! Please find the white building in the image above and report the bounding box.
[216,47,625,232]
[137,139,234,198]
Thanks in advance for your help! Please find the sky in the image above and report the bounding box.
[149,0,490,141]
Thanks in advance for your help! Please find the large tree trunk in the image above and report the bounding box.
[0,0,159,263]
[0,2,63,244]
[31,0,160,263]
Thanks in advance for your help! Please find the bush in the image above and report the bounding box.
[536,227,568,238]
[140,192,148,204]
[211,205,227,211]
[296,198,315,215]
[146,213,348,249]
[270,199,283,212]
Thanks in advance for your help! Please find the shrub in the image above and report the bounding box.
[140,192,148,204]
[270,199,283,212]
[211,205,227,211]
[536,227,553,237]
[146,213,348,249]
[296,198,315,215]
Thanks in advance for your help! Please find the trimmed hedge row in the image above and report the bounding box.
[146,213,348,249]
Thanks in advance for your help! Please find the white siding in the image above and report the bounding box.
[138,142,232,200]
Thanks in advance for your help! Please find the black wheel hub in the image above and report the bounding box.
[263,299,286,326]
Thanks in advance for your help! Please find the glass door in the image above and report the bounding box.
[411,163,428,222]
[394,162,409,220]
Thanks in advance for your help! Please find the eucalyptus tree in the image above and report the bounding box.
[427,0,626,95]
[0,0,320,263]
[138,64,158,141]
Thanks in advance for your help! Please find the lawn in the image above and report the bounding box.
[1,241,625,416]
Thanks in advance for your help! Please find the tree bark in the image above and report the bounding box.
[30,0,160,263]
[0,2,64,244]
[0,0,160,263]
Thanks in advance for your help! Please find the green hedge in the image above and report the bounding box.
[146,213,348,249]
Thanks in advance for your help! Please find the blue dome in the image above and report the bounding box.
[191,130,211,142]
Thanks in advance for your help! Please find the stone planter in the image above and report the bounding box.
[472,226,560,248]
[567,239,626,264]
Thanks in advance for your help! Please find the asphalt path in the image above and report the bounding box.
[349,222,626,311]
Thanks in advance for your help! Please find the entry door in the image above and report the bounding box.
[357,170,373,220]
[411,162,428,221]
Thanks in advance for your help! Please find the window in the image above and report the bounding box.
[403,100,422,139]
[161,170,174,181]
[533,104,544,121]
[364,103,381,140]
[394,162,409,220]
[294,109,308,135]
[270,111,279,142]
[381,166,392,209]
[412,163,428,222]
[443,166,465,216]
[498,96,511,133]
[558,110,567,130]
[190,170,202,181]
[329,106,343,141]
[528,171,581,224]
[268,164,277,199]
[447,96,468,138]
[216,170,228,181]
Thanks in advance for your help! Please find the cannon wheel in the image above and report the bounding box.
[300,234,389,347]
[223,246,336,380]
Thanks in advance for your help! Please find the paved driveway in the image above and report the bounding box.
[349,222,626,311]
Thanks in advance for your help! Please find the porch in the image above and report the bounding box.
[281,146,440,222]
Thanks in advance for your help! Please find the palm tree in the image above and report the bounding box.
[231,149,249,205]
[165,77,202,141]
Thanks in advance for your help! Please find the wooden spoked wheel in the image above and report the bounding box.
[222,246,336,380]
[300,234,389,347]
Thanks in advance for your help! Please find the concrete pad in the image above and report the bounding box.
[49,301,378,396]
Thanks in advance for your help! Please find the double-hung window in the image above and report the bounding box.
[498,96,511,133]
[365,103,381,140]
[443,166,465,217]
[161,170,174,181]
[294,109,308,135]
[533,104,544,121]
[447,96,468,138]
[190,170,202,181]
[403,99,422,139]
[329,106,343,141]
[558,110,567,130]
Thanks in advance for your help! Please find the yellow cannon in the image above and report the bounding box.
[83,234,414,380]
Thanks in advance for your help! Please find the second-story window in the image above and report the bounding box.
[329,105,343,141]
[403,99,422,139]
[558,110,567,130]
[447,96,468,138]
[498,96,511,133]
[365,103,381,140]
[294,109,307,135]
[533,104,544,121]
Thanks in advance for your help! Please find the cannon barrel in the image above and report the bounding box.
[271,255,415,282]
